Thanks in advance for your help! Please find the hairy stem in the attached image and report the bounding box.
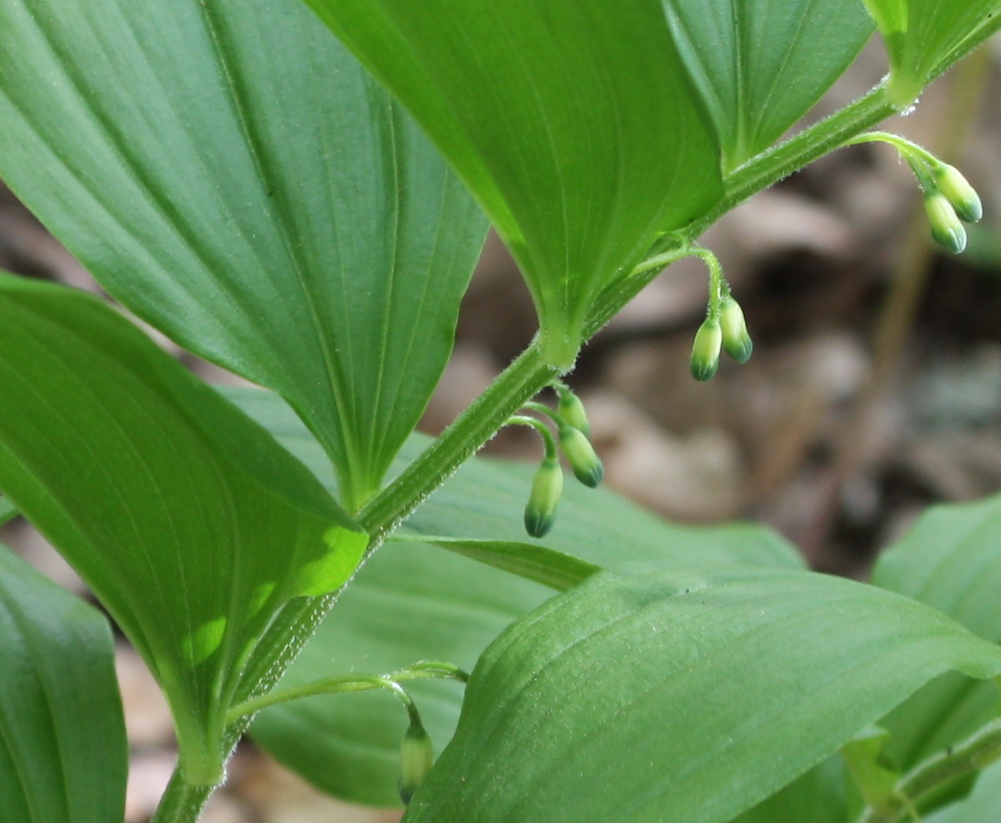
[856,718,1001,823]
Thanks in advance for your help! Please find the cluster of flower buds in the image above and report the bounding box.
[690,295,753,382]
[519,385,603,538]
[923,162,983,254]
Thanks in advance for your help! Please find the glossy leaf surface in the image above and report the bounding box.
[662,0,873,170]
[228,387,801,806]
[403,567,1001,823]
[861,0,1001,105]
[0,545,126,823]
[873,494,1001,770]
[0,275,366,784]
[0,0,486,508]
[305,0,723,366]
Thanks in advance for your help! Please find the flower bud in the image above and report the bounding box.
[559,426,603,488]
[924,192,967,254]
[690,318,722,381]
[934,163,983,223]
[524,456,563,537]
[398,721,434,805]
[557,389,591,438]
[718,297,753,364]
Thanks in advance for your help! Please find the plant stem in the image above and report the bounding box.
[357,341,560,540]
[698,84,896,236]
[151,36,1001,823]
[586,86,898,334]
[226,663,468,724]
[855,717,1001,823]
[150,773,217,823]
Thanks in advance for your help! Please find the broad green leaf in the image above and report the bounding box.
[861,0,908,35]
[403,567,1001,823]
[0,0,486,509]
[732,756,858,823]
[662,0,873,170]
[861,0,1001,105]
[251,541,551,807]
[0,544,126,823]
[841,727,901,815]
[305,0,723,367]
[873,494,1001,774]
[0,274,366,784]
[0,496,15,526]
[927,760,1001,823]
[392,536,600,592]
[229,386,802,806]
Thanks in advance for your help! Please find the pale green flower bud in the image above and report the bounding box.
[719,297,753,364]
[934,163,983,223]
[557,389,591,438]
[524,456,563,537]
[398,721,434,805]
[690,318,722,381]
[559,425,603,488]
[924,192,967,254]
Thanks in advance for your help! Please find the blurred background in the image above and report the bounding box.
[2,39,1001,823]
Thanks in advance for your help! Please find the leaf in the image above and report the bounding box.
[0,544,127,823]
[0,274,367,784]
[392,536,600,592]
[250,541,552,807]
[860,0,1001,105]
[304,0,723,367]
[402,567,1001,823]
[873,494,1001,771]
[662,0,873,170]
[0,0,487,509]
[0,496,15,526]
[228,386,803,806]
[926,760,1001,823]
[731,756,858,823]
[841,727,901,815]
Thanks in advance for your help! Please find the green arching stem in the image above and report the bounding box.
[688,247,727,320]
[508,413,558,460]
[844,131,940,168]
[855,717,1001,823]
[225,662,468,725]
[520,400,565,429]
[627,241,691,279]
[842,131,939,189]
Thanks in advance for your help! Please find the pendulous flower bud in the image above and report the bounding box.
[398,721,434,805]
[718,297,753,364]
[924,192,968,254]
[524,456,563,537]
[557,388,591,438]
[690,318,722,381]
[933,163,983,223]
[559,426,603,488]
